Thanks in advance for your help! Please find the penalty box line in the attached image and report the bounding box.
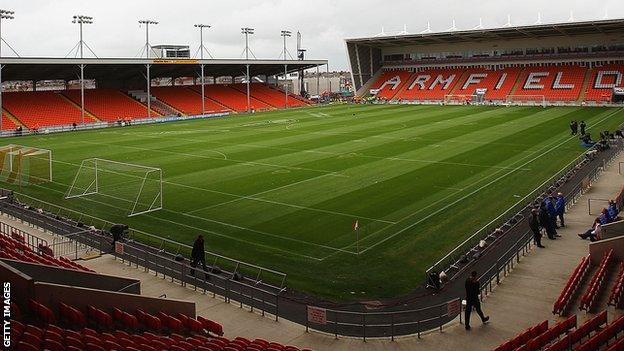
[51,159,353,260]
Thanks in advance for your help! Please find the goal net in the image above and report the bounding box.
[65,158,163,217]
[505,95,546,107]
[0,144,52,186]
[444,94,482,105]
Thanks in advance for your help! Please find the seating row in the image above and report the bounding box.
[608,262,624,308]
[579,249,614,311]
[552,256,590,315]
[0,233,94,272]
[12,319,311,351]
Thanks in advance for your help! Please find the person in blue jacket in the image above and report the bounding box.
[599,208,611,225]
[608,200,619,220]
[555,193,566,228]
[544,195,559,231]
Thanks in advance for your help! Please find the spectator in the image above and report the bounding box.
[608,200,619,220]
[539,202,557,240]
[599,208,612,225]
[544,195,560,231]
[578,218,602,242]
[555,193,566,228]
[464,271,490,330]
[190,234,208,279]
[529,208,544,248]
[110,224,129,252]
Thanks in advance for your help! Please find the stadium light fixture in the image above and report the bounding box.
[194,24,213,59]
[0,9,17,132]
[71,14,96,125]
[194,24,212,115]
[241,27,255,112]
[138,19,159,58]
[280,30,292,108]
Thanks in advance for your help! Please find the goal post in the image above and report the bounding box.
[65,158,163,217]
[505,95,547,107]
[443,94,482,105]
[0,144,52,186]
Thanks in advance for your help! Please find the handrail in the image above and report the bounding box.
[426,144,614,278]
[10,191,288,288]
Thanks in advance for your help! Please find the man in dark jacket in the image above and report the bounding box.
[190,235,208,279]
[529,208,545,248]
[110,224,128,252]
[465,271,489,330]
[539,203,557,240]
[580,121,586,135]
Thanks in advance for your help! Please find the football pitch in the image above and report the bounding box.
[3,104,624,299]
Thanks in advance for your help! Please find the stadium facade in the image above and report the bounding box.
[346,18,624,104]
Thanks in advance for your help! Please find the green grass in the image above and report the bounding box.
[2,104,623,300]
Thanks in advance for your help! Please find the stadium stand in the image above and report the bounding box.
[395,68,466,101]
[542,311,608,351]
[62,89,156,122]
[1,111,18,130]
[190,85,273,112]
[0,231,94,272]
[498,65,587,102]
[608,262,624,308]
[369,70,413,100]
[2,91,95,128]
[579,249,614,311]
[450,68,523,101]
[230,83,307,108]
[552,256,590,315]
[150,86,230,115]
[584,64,624,102]
[491,320,549,351]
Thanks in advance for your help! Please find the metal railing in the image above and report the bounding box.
[305,297,462,341]
[426,144,619,280]
[0,220,48,251]
[0,194,283,321]
[6,191,288,290]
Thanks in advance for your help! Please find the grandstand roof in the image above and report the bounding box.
[0,57,326,82]
[345,18,624,47]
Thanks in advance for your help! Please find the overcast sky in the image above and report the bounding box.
[1,0,623,71]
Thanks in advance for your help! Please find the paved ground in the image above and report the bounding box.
[6,152,624,351]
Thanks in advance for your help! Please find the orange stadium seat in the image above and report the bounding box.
[452,67,522,101]
[63,88,155,122]
[190,84,273,112]
[369,70,413,100]
[584,64,624,103]
[151,86,230,115]
[395,68,466,101]
[513,65,587,102]
[231,83,307,108]
[1,112,17,130]
[3,91,95,128]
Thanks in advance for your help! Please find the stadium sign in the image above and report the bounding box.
[307,306,327,325]
[152,59,199,64]
[447,299,461,317]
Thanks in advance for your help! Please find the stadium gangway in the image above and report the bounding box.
[0,190,288,292]
[426,140,622,284]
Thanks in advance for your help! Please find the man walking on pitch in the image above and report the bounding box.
[190,234,209,279]
[465,271,490,330]
[580,121,586,135]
